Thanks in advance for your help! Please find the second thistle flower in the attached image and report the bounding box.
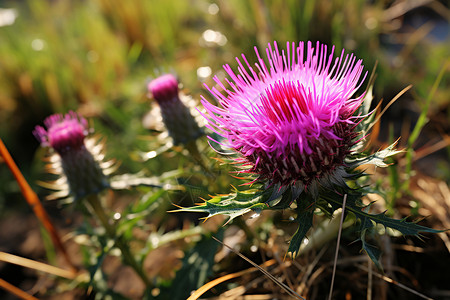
[34,111,113,202]
[147,74,203,146]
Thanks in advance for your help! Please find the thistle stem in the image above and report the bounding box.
[86,194,151,287]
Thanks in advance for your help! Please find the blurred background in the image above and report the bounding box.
[0,0,449,299]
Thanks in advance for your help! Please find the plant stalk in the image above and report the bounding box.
[86,194,151,287]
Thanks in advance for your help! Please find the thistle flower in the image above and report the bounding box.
[178,41,440,263]
[147,74,203,145]
[34,111,112,201]
[202,41,366,193]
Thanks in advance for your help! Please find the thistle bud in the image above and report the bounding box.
[34,111,110,201]
[147,74,203,145]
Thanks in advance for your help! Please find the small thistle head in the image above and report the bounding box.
[202,41,366,192]
[34,111,111,201]
[148,74,179,104]
[147,74,203,145]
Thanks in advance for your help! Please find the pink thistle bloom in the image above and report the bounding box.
[34,111,89,156]
[148,74,180,104]
[148,74,203,145]
[202,41,366,190]
[34,111,109,200]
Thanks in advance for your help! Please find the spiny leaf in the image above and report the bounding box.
[268,183,301,210]
[325,191,441,236]
[287,194,315,257]
[321,188,443,267]
[173,189,268,224]
[360,229,383,271]
[347,141,403,168]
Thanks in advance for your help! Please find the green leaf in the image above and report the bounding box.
[287,194,315,257]
[323,188,443,267]
[360,229,383,271]
[173,188,268,224]
[326,191,441,236]
[347,141,403,168]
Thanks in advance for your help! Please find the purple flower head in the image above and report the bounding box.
[148,74,179,104]
[147,74,203,145]
[34,111,109,201]
[33,111,88,156]
[202,41,366,188]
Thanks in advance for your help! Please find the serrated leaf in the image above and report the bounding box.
[347,142,402,168]
[325,191,441,236]
[322,188,442,267]
[269,183,302,210]
[288,211,314,257]
[360,229,383,270]
[287,193,315,257]
[173,189,268,224]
